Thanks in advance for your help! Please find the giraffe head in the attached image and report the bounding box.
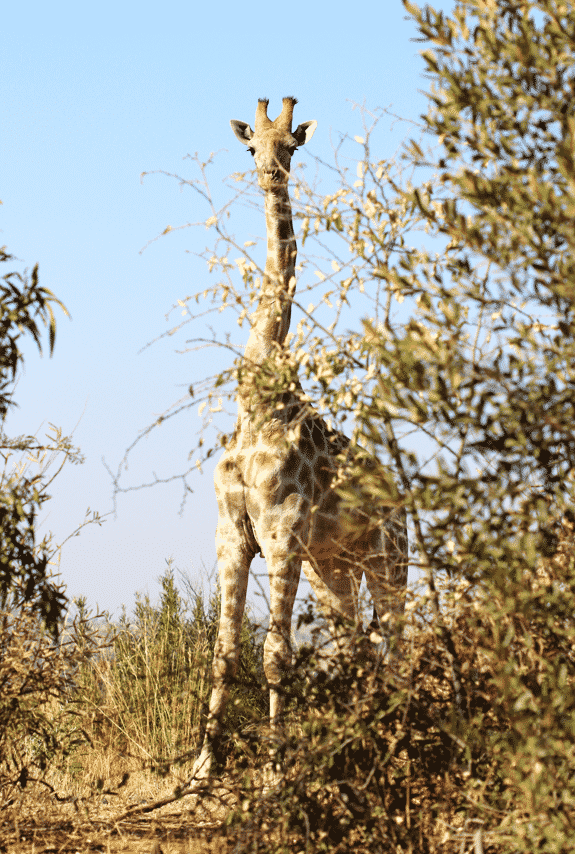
[231,97,317,191]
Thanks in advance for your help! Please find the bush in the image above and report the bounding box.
[0,599,102,806]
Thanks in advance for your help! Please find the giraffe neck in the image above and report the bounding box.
[239,186,297,415]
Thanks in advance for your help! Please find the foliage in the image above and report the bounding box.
[0,248,72,631]
[222,612,486,854]
[0,248,64,420]
[219,529,575,853]
[363,3,575,845]
[0,247,110,807]
[0,599,103,806]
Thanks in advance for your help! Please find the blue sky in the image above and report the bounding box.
[1,0,451,620]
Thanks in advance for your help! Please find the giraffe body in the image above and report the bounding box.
[192,99,407,781]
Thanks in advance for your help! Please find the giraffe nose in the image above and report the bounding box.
[263,169,284,183]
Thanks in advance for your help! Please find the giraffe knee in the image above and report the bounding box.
[263,632,291,686]
[212,635,241,682]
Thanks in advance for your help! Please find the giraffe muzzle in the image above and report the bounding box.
[260,169,287,188]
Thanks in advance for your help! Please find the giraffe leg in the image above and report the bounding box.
[260,546,301,729]
[191,518,254,782]
[300,555,364,667]
[363,508,408,624]
[302,555,361,626]
[251,544,300,789]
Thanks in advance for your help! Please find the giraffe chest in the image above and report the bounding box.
[238,443,316,501]
[214,415,352,556]
[219,421,339,516]
[241,421,335,498]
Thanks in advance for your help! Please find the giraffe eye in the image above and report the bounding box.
[247,146,255,156]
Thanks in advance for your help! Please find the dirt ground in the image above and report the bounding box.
[1,816,226,854]
[0,785,234,854]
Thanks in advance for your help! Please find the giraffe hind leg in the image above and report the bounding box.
[366,508,408,621]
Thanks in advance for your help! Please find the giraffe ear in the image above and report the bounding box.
[230,120,254,144]
[293,120,317,147]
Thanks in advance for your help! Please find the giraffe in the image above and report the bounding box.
[191,97,407,781]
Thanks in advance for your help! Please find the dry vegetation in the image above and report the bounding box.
[0,571,266,852]
[3,0,575,851]
[2,524,575,853]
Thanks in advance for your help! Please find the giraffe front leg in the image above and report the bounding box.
[257,546,300,788]
[262,547,301,732]
[191,518,252,783]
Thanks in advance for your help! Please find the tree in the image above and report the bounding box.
[317,1,575,848]
[0,249,109,802]
[0,247,71,632]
